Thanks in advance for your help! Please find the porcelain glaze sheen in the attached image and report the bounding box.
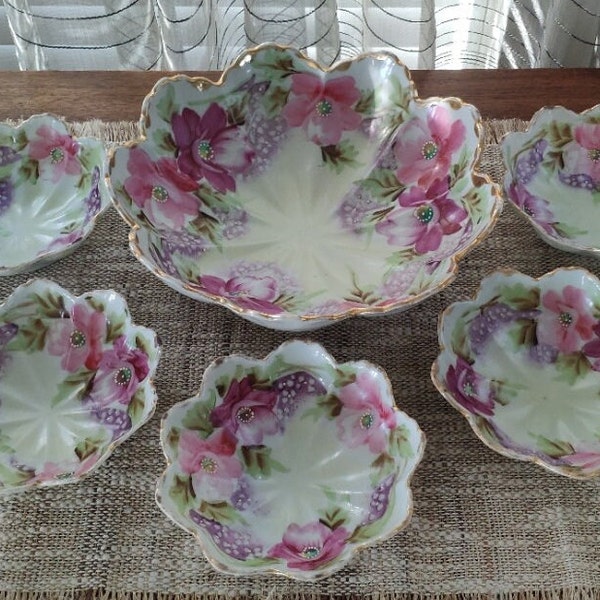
[502,105,600,257]
[109,45,501,330]
[0,115,109,275]
[0,279,160,493]
[157,339,424,580]
[432,268,600,479]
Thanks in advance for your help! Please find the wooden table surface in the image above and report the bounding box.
[1,68,599,122]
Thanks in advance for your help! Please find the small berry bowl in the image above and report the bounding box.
[432,267,600,479]
[109,44,500,330]
[502,104,600,257]
[156,339,424,580]
[0,279,160,494]
[0,114,109,275]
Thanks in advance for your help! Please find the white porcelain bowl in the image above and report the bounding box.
[0,279,160,494]
[157,339,424,580]
[109,44,501,330]
[432,268,600,479]
[502,104,600,257]
[0,114,109,275]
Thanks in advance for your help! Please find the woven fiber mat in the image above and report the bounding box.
[0,119,599,600]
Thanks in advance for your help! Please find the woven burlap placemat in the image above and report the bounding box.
[0,119,599,600]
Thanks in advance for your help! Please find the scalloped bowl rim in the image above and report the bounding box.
[432,266,600,480]
[0,113,110,275]
[501,103,600,257]
[156,339,426,580]
[0,277,161,494]
[109,43,503,330]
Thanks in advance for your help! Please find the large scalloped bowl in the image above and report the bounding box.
[0,114,109,275]
[432,267,600,479]
[0,279,160,494]
[109,44,501,331]
[156,339,424,580]
[502,104,600,257]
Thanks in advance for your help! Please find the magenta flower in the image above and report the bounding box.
[394,105,466,188]
[536,285,595,354]
[32,461,64,483]
[88,336,150,406]
[171,104,254,193]
[178,428,242,499]
[562,449,600,474]
[268,521,348,571]
[282,73,362,146]
[48,230,84,251]
[562,123,600,185]
[582,322,600,370]
[445,356,495,417]
[46,302,107,372]
[74,452,101,477]
[210,375,279,445]
[507,181,555,235]
[28,124,81,182]
[123,146,200,230]
[335,372,396,454]
[199,273,284,314]
[376,179,468,254]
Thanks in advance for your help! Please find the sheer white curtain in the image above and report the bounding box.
[3,0,600,71]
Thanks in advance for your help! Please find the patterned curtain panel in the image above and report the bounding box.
[3,0,600,70]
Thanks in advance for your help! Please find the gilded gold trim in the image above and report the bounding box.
[0,278,161,495]
[107,43,503,329]
[155,339,426,580]
[431,266,600,481]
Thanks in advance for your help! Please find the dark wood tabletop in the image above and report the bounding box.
[0,68,599,122]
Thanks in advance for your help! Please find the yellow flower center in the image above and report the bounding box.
[69,329,86,348]
[315,99,333,117]
[200,456,218,473]
[421,140,438,160]
[151,185,169,203]
[198,140,214,160]
[113,367,132,386]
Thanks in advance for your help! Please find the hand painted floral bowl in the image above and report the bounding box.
[0,279,160,494]
[502,105,600,257]
[432,267,600,479]
[156,339,424,580]
[0,114,109,275]
[109,44,501,331]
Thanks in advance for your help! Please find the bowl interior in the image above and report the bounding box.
[0,116,107,273]
[502,106,600,254]
[434,269,600,478]
[110,46,498,324]
[0,280,159,492]
[157,340,423,579]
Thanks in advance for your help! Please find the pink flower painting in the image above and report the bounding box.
[199,273,284,314]
[282,73,362,146]
[210,375,279,445]
[582,322,600,370]
[507,181,555,235]
[123,146,200,230]
[46,302,107,372]
[335,372,397,454]
[562,449,600,475]
[29,125,81,182]
[536,285,595,354]
[445,356,495,417]
[268,521,348,571]
[394,105,466,188]
[171,104,254,193]
[88,336,150,406]
[375,179,468,254]
[178,428,243,499]
[562,123,600,185]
